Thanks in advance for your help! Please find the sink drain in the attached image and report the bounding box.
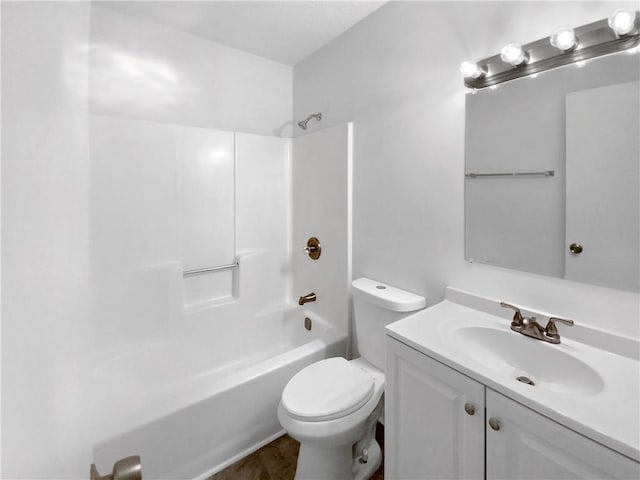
[516,376,535,386]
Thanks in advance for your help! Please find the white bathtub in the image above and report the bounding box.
[92,306,347,479]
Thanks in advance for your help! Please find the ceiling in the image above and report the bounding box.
[98,1,386,66]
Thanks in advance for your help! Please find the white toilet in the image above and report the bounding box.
[277,277,426,480]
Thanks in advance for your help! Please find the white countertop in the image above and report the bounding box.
[385,287,640,462]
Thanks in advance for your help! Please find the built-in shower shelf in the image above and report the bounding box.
[183,260,239,312]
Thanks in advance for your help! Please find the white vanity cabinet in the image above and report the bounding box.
[386,336,640,480]
[486,389,640,480]
[385,336,484,479]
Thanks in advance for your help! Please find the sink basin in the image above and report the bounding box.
[451,326,604,395]
[386,290,640,462]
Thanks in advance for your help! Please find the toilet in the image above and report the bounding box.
[277,277,426,480]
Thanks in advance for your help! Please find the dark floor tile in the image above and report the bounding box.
[210,451,270,480]
[211,425,384,480]
[258,436,299,480]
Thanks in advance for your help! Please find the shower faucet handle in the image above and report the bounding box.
[303,237,321,260]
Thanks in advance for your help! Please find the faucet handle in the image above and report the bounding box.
[303,237,321,260]
[500,302,524,328]
[544,317,575,340]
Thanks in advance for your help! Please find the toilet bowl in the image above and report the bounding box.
[277,357,384,480]
[278,278,426,480]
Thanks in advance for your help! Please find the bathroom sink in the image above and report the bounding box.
[451,326,604,395]
[386,289,640,462]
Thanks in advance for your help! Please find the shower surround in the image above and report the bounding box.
[87,113,349,478]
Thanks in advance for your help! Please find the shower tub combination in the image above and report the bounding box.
[92,306,346,480]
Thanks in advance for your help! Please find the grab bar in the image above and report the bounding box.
[183,261,238,277]
[465,170,554,178]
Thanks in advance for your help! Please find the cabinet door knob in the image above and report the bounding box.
[488,417,501,431]
[464,403,475,416]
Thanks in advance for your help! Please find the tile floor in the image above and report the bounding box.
[210,424,384,480]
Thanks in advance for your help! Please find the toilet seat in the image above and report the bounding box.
[281,357,375,422]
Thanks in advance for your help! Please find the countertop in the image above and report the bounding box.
[386,287,640,462]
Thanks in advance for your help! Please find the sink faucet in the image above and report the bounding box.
[500,302,574,344]
[298,292,317,305]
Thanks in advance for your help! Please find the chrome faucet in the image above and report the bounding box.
[500,302,574,344]
[298,292,317,305]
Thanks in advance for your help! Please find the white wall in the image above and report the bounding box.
[293,1,639,339]
[1,2,93,477]
[292,123,353,337]
[90,5,293,137]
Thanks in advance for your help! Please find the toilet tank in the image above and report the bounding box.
[352,278,426,370]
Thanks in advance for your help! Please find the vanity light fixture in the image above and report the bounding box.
[460,61,486,79]
[550,28,578,51]
[462,11,639,89]
[608,9,637,36]
[500,43,529,66]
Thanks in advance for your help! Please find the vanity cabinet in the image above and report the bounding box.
[386,336,640,480]
[385,336,484,479]
[486,389,639,479]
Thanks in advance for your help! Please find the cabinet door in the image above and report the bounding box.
[385,337,484,480]
[486,389,640,480]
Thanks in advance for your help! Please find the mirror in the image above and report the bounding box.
[465,50,639,292]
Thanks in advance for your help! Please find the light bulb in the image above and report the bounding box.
[550,28,577,51]
[500,44,528,66]
[608,9,636,36]
[460,61,485,79]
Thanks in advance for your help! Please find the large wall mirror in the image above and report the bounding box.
[465,50,639,292]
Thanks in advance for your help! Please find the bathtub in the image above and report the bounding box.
[92,306,347,479]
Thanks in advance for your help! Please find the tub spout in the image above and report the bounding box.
[298,292,316,305]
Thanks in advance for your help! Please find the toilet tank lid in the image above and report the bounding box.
[351,278,426,312]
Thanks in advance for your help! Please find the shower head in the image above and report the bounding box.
[298,112,322,130]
